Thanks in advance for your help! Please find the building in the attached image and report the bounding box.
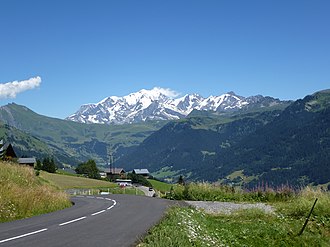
[0,142,17,160]
[18,157,37,167]
[115,179,132,187]
[132,168,150,177]
[103,168,126,179]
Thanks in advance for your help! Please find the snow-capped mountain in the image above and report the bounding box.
[66,88,285,124]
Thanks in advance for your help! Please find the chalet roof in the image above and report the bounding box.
[0,142,17,158]
[18,158,37,164]
[133,169,150,175]
[0,142,12,152]
[104,168,125,174]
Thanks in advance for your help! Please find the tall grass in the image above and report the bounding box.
[140,187,330,246]
[0,161,71,223]
[165,182,297,202]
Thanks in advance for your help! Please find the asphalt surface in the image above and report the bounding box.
[0,194,175,247]
[136,185,155,197]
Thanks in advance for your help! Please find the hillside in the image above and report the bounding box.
[116,90,330,187]
[203,89,330,187]
[0,103,166,165]
[0,123,54,160]
[116,108,286,178]
[0,161,71,223]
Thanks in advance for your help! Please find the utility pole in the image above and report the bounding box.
[107,146,114,181]
[109,152,113,174]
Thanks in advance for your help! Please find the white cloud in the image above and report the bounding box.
[0,76,41,99]
[153,87,181,98]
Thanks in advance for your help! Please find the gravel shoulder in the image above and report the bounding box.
[185,201,274,214]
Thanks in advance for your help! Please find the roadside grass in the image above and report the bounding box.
[165,182,295,202]
[0,161,71,223]
[140,187,330,247]
[148,179,174,193]
[39,171,144,195]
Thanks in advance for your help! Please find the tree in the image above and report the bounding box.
[42,157,56,173]
[35,159,42,170]
[177,175,185,185]
[75,159,100,179]
[127,173,152,187]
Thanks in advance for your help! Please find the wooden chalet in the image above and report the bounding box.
[103,168,126,179]
[132,168,150,178]
[0,142,17,160]
[18,157,37,167]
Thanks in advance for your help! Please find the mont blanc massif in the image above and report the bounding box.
[0,88,329,188]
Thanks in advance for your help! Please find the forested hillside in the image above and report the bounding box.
[116,90,330,187]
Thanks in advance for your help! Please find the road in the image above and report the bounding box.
[0,194,175,247]
[136,185,155,197]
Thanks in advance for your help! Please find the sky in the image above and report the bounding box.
[0,0,329,119]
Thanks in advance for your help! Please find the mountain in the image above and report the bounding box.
[0,103,166,165]
[67,88,288,125]
[0,122,54,160]
[115,90,330,187]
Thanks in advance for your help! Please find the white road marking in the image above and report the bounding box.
[0,228,48,244]
[0,196,117,244]
[107,199,117,210]
[91,210,106,216]
[59,216,87,226]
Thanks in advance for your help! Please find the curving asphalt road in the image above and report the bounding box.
[0,194,175,247]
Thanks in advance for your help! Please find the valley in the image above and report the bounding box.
[0,89,329,188]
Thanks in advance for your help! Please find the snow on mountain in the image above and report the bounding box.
[66,88,282,124]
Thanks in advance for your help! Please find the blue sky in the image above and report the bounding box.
[0,0,329,119]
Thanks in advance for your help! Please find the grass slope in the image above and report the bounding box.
[40,171,117,190]
[0,162,71,223]
[148,179,174,193]
[40,171,144,195]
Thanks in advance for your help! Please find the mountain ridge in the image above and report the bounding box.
[67,88,290,125]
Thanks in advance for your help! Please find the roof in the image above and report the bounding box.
[18,158,37,164]
[104,168,125,174]
[133,169,150,175]
[0,143,17,158]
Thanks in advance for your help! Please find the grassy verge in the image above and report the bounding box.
[140,187,330,246]
[40,171,144,195]
[165,182,295,202]
[0,162,71,223]
[148,179,174,193]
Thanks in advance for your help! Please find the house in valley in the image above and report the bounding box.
[132,168,150,178]
[18,157,37,167]
[103,168,126,179]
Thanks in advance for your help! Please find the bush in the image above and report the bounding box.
[75,159,100,179]
[127,173,152,187]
